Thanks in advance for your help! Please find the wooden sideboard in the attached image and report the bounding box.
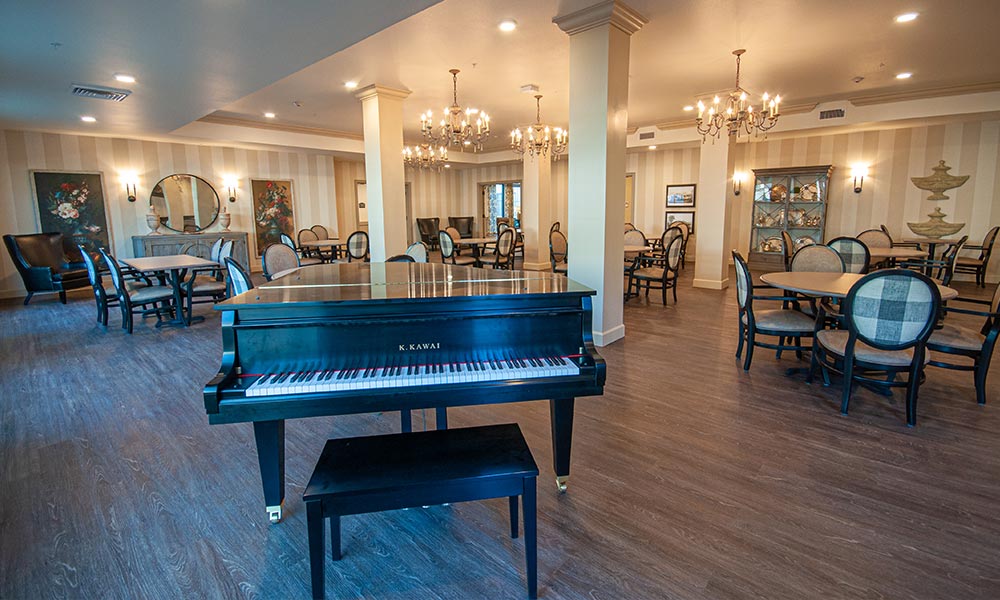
[132,232,251,269]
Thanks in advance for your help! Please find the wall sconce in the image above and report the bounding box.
[850,163,868,194]
[222,175,238,203]
[733,171,748,196]
[120,170,139,202]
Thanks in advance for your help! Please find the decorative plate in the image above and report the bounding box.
[799,183,818,201]
[787,208,806,227]
[769,184,788,202]
[760,236,783,252]
[794,236,817,250]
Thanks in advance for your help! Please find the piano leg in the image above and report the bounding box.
[253,420,286,523]
[550,398,575,493]
[400,411,412,433]
[435,407,449,430]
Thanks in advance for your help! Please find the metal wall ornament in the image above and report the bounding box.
[907,160,969,238]
[510,95,567,160]
[695,49,780,142]
[403,144,449,171]
[420,69,491,152]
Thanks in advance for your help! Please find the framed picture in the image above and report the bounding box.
[30,170,112,256]
[250,179,295,255]
[665,211,695,234]
[666,184,696,208]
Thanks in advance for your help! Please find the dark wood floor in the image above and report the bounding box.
[1,269,998,600]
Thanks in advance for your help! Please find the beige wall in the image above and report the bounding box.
[627,146,701,236]
[0,129,339,296]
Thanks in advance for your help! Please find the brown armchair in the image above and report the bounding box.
[416,217,440,250]
[3,233,90,304]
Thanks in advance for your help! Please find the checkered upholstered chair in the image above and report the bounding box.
[339,231,370,263]
[627,233,683,305]
[262,243,300,281]
[405,242,429,263]
[732,251,816,372]
[926,283,1000,405]
[791,244,845,273]
[224,256,254,297]
[808,269,942,426]
[828,237,871,274]
[549,230,568,274]
[439,230,477,266]
[488,228,517,270]
[955,226,997,288]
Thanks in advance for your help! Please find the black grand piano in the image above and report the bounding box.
[204,262,605,523]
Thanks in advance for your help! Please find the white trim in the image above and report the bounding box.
[693,277,730,290]
[593,323,625,347]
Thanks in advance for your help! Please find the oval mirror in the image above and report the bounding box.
[149,174,220,233]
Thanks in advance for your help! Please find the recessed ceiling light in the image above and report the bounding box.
[264,112,276,118]
[80,115,96,123]
[896,72,912,80]
[648,145,657,150]
[114,73,136,83]
[682,105,694,112]
[499,19,517,32]
[344,81,358,89]
[894,12,919,23]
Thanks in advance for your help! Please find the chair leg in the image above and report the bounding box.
[661,283,667,306]
[743,331,755,371]
[23,292,33,305]
[672,281,678,303]
[508,495,519,538]
[806,344,818,384]
[776,336,785,360]
[59,290,67,304]
[905,362,923,427]
[794,337,803,360]
[974,356,989,405]
[840,357,855,415]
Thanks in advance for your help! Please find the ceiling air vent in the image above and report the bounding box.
[819,109,845,120]
[638,132,655,140]
[71,83,132,102]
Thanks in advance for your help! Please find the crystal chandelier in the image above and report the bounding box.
[510,95,568,160]
[402,143,449,171]
[695,49,780,142]
[420,69,491,152]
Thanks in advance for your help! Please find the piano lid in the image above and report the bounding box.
[218,262,596,309]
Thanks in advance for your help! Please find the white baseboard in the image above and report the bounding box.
[593,324,625,347]
[520,261,550,271]
[693,277,730,290]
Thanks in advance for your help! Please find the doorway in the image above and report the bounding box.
[481,181,522,235]
[625,173,635,226]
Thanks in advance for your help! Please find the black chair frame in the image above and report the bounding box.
[926,295,999,405]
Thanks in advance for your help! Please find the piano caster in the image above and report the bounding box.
[555,476,569,493]
[267,504,283,524]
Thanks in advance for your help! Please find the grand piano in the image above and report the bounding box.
[204,262,606,523]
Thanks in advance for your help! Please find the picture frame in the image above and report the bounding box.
[30,170,112,256]
[666,183,696,208]
[665,211,695,234]
[250,178,296,256]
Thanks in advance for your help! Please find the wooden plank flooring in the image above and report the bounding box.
[1,270,998,599]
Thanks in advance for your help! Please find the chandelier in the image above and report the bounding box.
[510,95,568,160]
[420,69,491,152]
[402,143,449,171]
[695,49,780,142]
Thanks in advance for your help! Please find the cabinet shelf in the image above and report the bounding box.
[748,165,833,266]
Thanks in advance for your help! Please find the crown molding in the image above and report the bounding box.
[848,81,1000,106]
[354,84,412,102]
[553,0,648,36]
[197,114,364,141]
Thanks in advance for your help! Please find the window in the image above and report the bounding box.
[481,181,521,235]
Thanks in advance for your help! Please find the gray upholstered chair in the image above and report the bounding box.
[808,269,941,426]
[732,251,816,372]
[827,237,871,274]
[439,230,477,266]
[224,256,254,297]
[262,243,300,281]
[100,248,174,334]
[955,226,997,288]
[405,242,429,263]
[857,228,892,250]
[78,244,147,326]
[549,230,568,275]
[627,233,683,305]
[790,244,845,273]
[310,225,330,240]
[927,283,1000,405]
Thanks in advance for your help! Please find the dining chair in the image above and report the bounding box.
[878,224,923,250]
[416,217,441,250]
[624,223,635,233]
[182,240,231,319]
[549,222,561,234]
[386,254,415,262]
[790,244,845,273]
[439,230,477,266]
[340,231,370,263]
[100,248,175,334]
[955,225,998,288]
[448,216,475,238]
[808,269,941,426]
[732,251,817,372]
[224,256,254,297]
[857,228,892,250]
[668,221,691,268]
[627,233,683,305]
[827,237,871,274]
[780,231,795,271]
[926,283,1000,405]
[903,236,968,286]
[310,225,330,240]
[79,245,146,326]
[298,228,321,259]
[488,228,517,270]
[405,242,429,263]
[262,243,301,281]
[549,230,568,275]
[445,227,464,255]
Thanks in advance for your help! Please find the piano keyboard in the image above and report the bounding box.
[243,355,581,398]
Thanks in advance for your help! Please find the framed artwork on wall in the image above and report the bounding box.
[30,170,112,256]
[665,211,695,234]
[250,179,295,255]
[666,183,696,208]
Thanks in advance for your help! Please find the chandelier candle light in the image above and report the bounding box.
[420,69,491,152]
[402,144,449,171]
[695,49,780,142]
[510,95,568,160]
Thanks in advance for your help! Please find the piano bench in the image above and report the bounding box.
[303,423,539,600]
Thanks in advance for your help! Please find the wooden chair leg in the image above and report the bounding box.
[743,331,755,371]
[776,336,785,360]
[905,362,923,427]
[840,357,855,415]
[735,323,745,359]
[974,354,989,405]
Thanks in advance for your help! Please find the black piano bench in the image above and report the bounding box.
[303,423,539,599]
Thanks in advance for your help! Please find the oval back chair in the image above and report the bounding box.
[262,243,300,281]
[405,242,429,263]
[827,237,871,274]
[791,244,845,273]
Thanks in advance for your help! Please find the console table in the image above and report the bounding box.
[132,232,250,269]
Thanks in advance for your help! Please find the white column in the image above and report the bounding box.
[555,1,646,347]
[520,151,552,271]
[693,138,733,289]
[356,85,410,261]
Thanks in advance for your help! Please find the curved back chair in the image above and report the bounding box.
[627,233,684,305]
[279,233,296,250]
[448,216,475,238]
[780,231,795,271]
[955,226,997,287]
[298,228,318,246]
[3,232,90,304]
[80,244,118,326]
[624,223,635,233]
[732,251,816,371]
[791,244,845,273]
[100,248,174,334]
[344,231,370,262]
[550,222,561,234]
[224,256,254,297]
[549,230,568,274]
[809,269,941,426]
[445,226,463,244]
[935,236,968,286]
[405,242,429,263]
[927,281,1000,404]
[668,221,692,268]
[386,254,415,262]
[492,228,517,270]
[438,230,477,266]
[827,237,871,274]
[310,225,330,240]
[416,217,440,250]
[857,228,892,250]
[623,228,648,274]
[261,243,300,281]
[209,238,224,263]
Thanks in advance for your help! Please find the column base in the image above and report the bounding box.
[693,277,730,290]
[593,324,625,347]
[520,260,551,271]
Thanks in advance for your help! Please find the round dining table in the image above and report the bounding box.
[760,271,958,301]
[866,247,927,261]
[456,236,497,261]
[624,245,652,253]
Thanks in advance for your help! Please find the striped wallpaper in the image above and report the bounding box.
[627,145,701,241]
[0,129,339,295]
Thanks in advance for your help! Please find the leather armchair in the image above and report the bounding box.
[416,217,440,250]
[448,216,475,238]
[3,233,90,304]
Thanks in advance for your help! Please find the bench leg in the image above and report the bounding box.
[253,420,285,523]
[306,501,325,599]
[330,515,341,560]
[509,495,519,539]
[524,476,537,599]
[550,398,575,492]
[435,407,448,430]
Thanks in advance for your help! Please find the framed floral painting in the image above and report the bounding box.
[31,171,112,256]
[250,178,295,255]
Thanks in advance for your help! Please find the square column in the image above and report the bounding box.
[692,138,734,289]
[520,151,553,271]
[555,1,646,347]
[356,85,411,261]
